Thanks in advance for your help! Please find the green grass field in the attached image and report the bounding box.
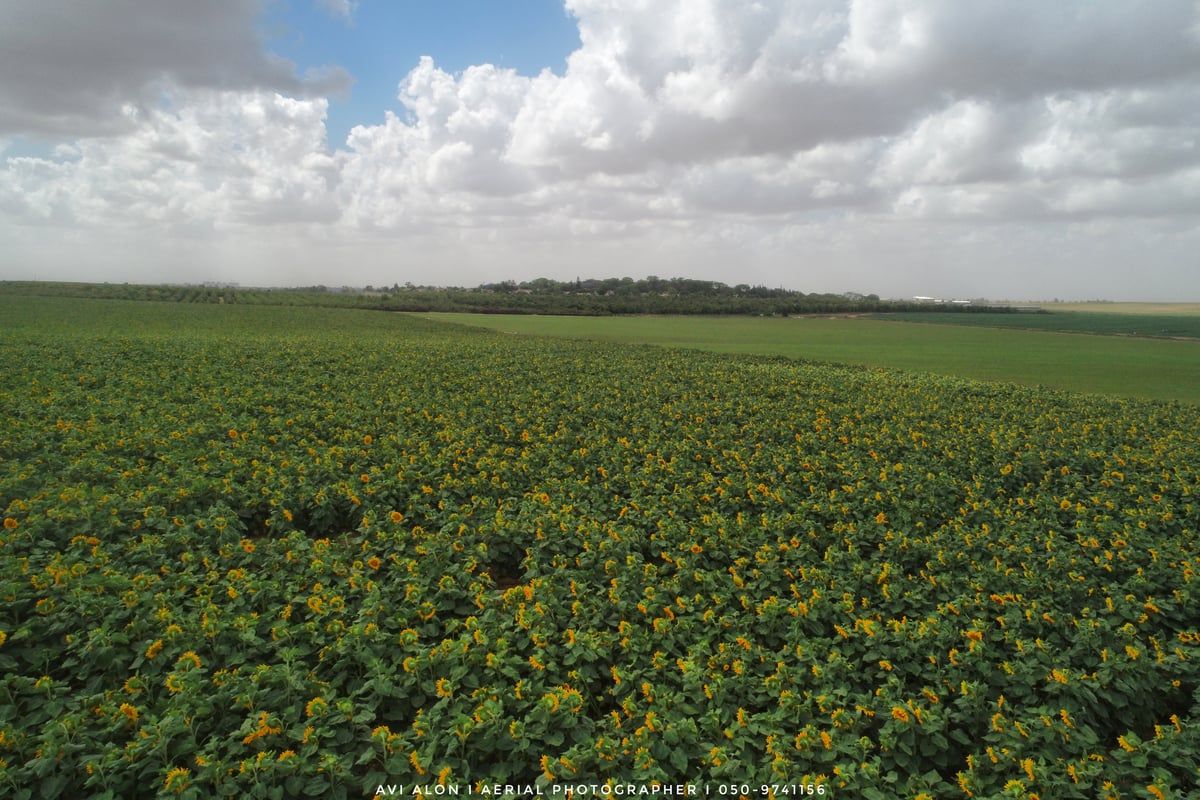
[873,311,1200,339]
[0,294,458,340]
[425,312,1200,405]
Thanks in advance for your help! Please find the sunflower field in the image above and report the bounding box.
[1,297,1197,799]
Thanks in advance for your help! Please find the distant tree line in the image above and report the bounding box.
[0,278,1032,317]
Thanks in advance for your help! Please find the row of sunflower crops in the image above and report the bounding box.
[1,298,1197,798]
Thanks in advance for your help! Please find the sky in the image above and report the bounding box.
[2,1,1200,301]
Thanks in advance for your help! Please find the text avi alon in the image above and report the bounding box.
[374,786,702,797]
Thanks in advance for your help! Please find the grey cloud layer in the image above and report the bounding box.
[0,0,349,137]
